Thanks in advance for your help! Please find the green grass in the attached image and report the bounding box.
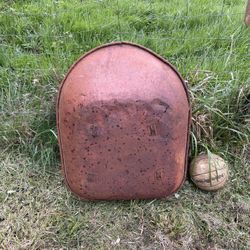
[0,0,249,249]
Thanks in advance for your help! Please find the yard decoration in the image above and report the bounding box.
[190,153,229,191]
[56,42,191,200]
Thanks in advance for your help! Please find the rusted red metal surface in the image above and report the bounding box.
[57,42,190,200]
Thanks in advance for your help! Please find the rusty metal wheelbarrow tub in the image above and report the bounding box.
[57,42,191,200]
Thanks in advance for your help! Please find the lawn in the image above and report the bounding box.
[0,0,249,249]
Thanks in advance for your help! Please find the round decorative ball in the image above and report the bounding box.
[190,153,229,191]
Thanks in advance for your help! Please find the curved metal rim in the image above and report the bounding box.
[56,41,191,200]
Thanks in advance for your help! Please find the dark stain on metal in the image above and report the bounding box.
[57,42,191,200]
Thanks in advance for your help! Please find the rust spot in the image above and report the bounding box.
[155,169,164,180]
[148,124,157,136]
[87,173,96,183]
[87,124,100,138]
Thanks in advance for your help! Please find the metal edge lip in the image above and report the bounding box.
[56,41,191,200]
